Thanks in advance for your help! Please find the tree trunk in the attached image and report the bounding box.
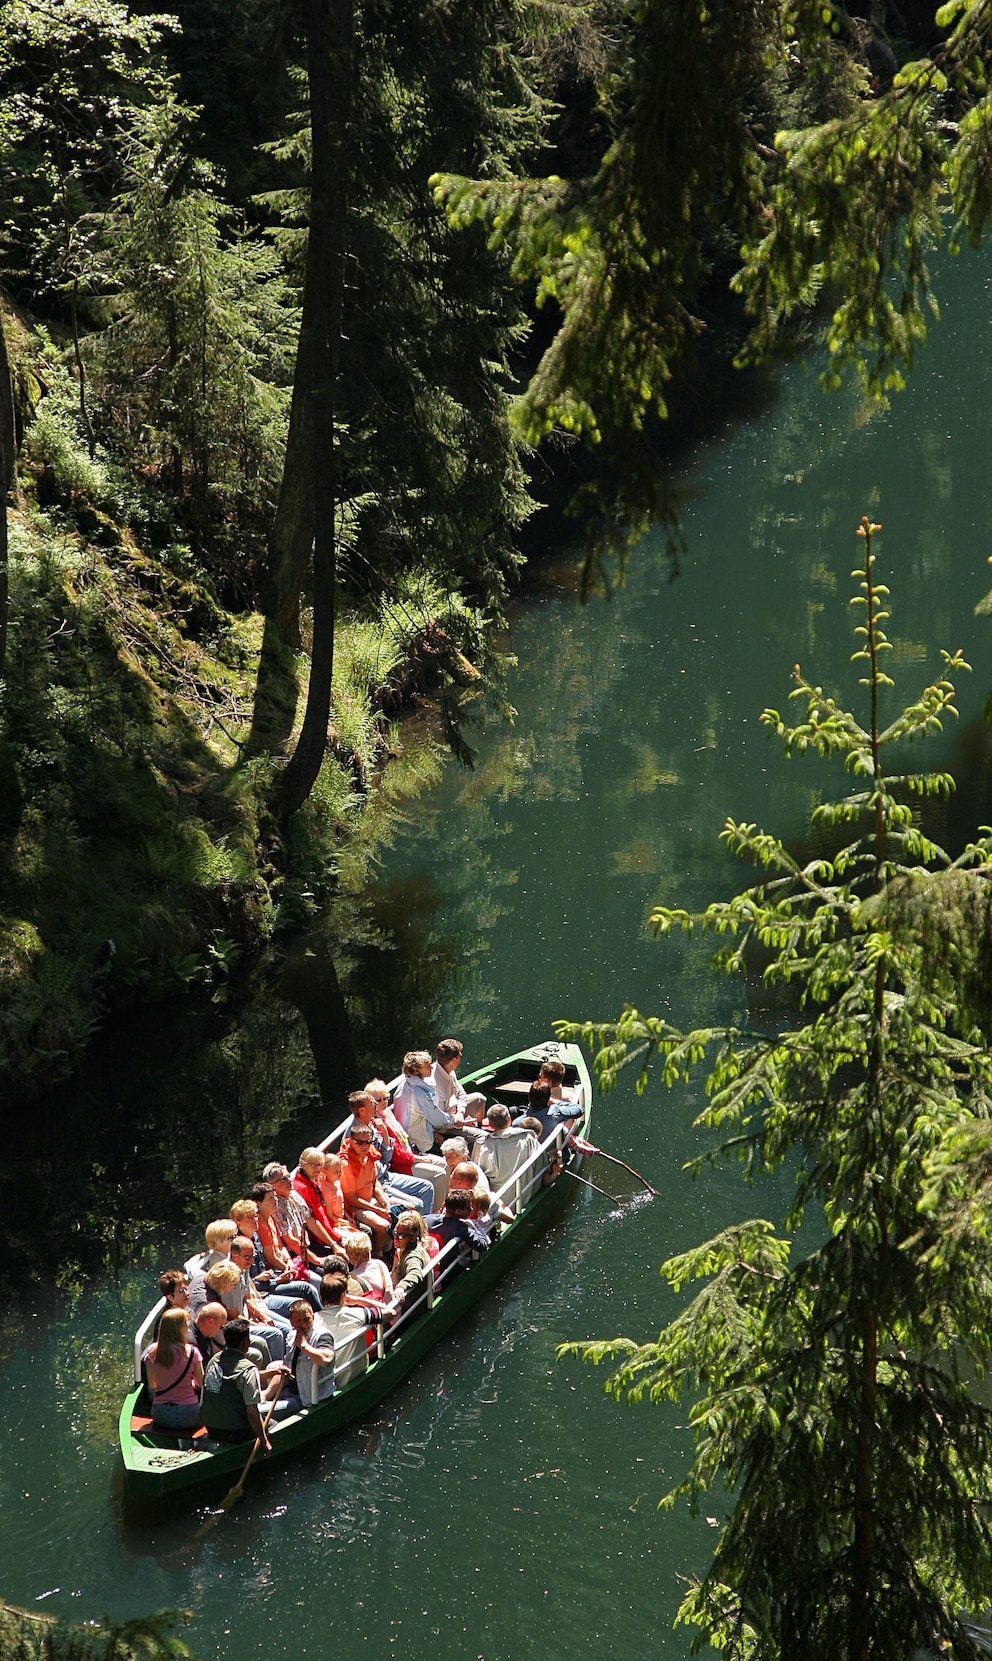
[263,0,349,650]
[0,302,14,681]
[851,1308,876,1661]
[166,301,183,491]
[244,615,300,759]
[275,0,351,818]
[264,298,315,649]
[851,529,884,1661]
[69,276,95,460]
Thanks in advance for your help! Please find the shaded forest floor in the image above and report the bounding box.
[0,314,471,1105]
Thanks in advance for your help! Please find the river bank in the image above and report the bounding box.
[0,295,496,1106]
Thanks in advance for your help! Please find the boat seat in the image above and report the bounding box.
[130,1414,209,1444]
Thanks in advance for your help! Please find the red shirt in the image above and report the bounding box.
[293,1170,339,1239]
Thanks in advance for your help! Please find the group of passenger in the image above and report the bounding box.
[141,1044,582,1449]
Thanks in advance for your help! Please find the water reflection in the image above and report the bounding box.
[373,255,992,1067]
[0,990,321,1310]
[0,901,449,1311]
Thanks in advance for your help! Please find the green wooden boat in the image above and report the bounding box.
[118,1039,592,1498]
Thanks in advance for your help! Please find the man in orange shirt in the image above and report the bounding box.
[339,1127,392,1256]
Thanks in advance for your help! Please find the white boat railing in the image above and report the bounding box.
[379,1234,462,1344]
[134,1298,166,1385]
[317,1114,354,1156]
[378,1113,585,1349]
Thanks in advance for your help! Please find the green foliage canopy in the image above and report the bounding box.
[435,3,992,574]
[261,0,542,627]
[0,0,175,308]
[92,98,299,581]
[433,0,866,577]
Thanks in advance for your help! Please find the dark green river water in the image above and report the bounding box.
[4,248,992,1659]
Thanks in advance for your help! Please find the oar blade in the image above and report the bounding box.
[195,1480,245,1536]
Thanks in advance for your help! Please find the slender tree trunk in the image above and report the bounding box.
[275,0,351,818]
[263,0,349,649]
[244,615,299,759]
[0,303,14,680]
[851,1308,876,1661]
[265,293,316,649]
[166,301,182,490]
[69,276,95,461]
[851,518,884,1661]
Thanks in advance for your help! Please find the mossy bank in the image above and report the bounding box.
[0,314,493,1108]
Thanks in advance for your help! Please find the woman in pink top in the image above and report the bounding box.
[144,1308,203,1430]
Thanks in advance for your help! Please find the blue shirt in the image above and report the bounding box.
[424,1213,490,1254]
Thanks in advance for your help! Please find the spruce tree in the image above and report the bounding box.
[0,0,176,450]
[0,1599,193,1661]
[433,0,860,578]
[92,96,299,587]
[560,520,992,1660]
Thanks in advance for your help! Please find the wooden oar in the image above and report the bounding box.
[571,1135,658,1196]
[562,1167,622,1205]
[592,1149,658,1195]
[197,1373,285,1534]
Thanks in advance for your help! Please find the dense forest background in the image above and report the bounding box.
[0,0,549,1101]
[3,0,970,1109]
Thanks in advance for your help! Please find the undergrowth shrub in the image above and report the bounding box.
[0,920,101,1099]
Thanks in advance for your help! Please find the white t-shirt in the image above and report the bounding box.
[313,1306,372,1387]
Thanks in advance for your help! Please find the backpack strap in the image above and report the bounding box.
[153,1347,195,1399]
